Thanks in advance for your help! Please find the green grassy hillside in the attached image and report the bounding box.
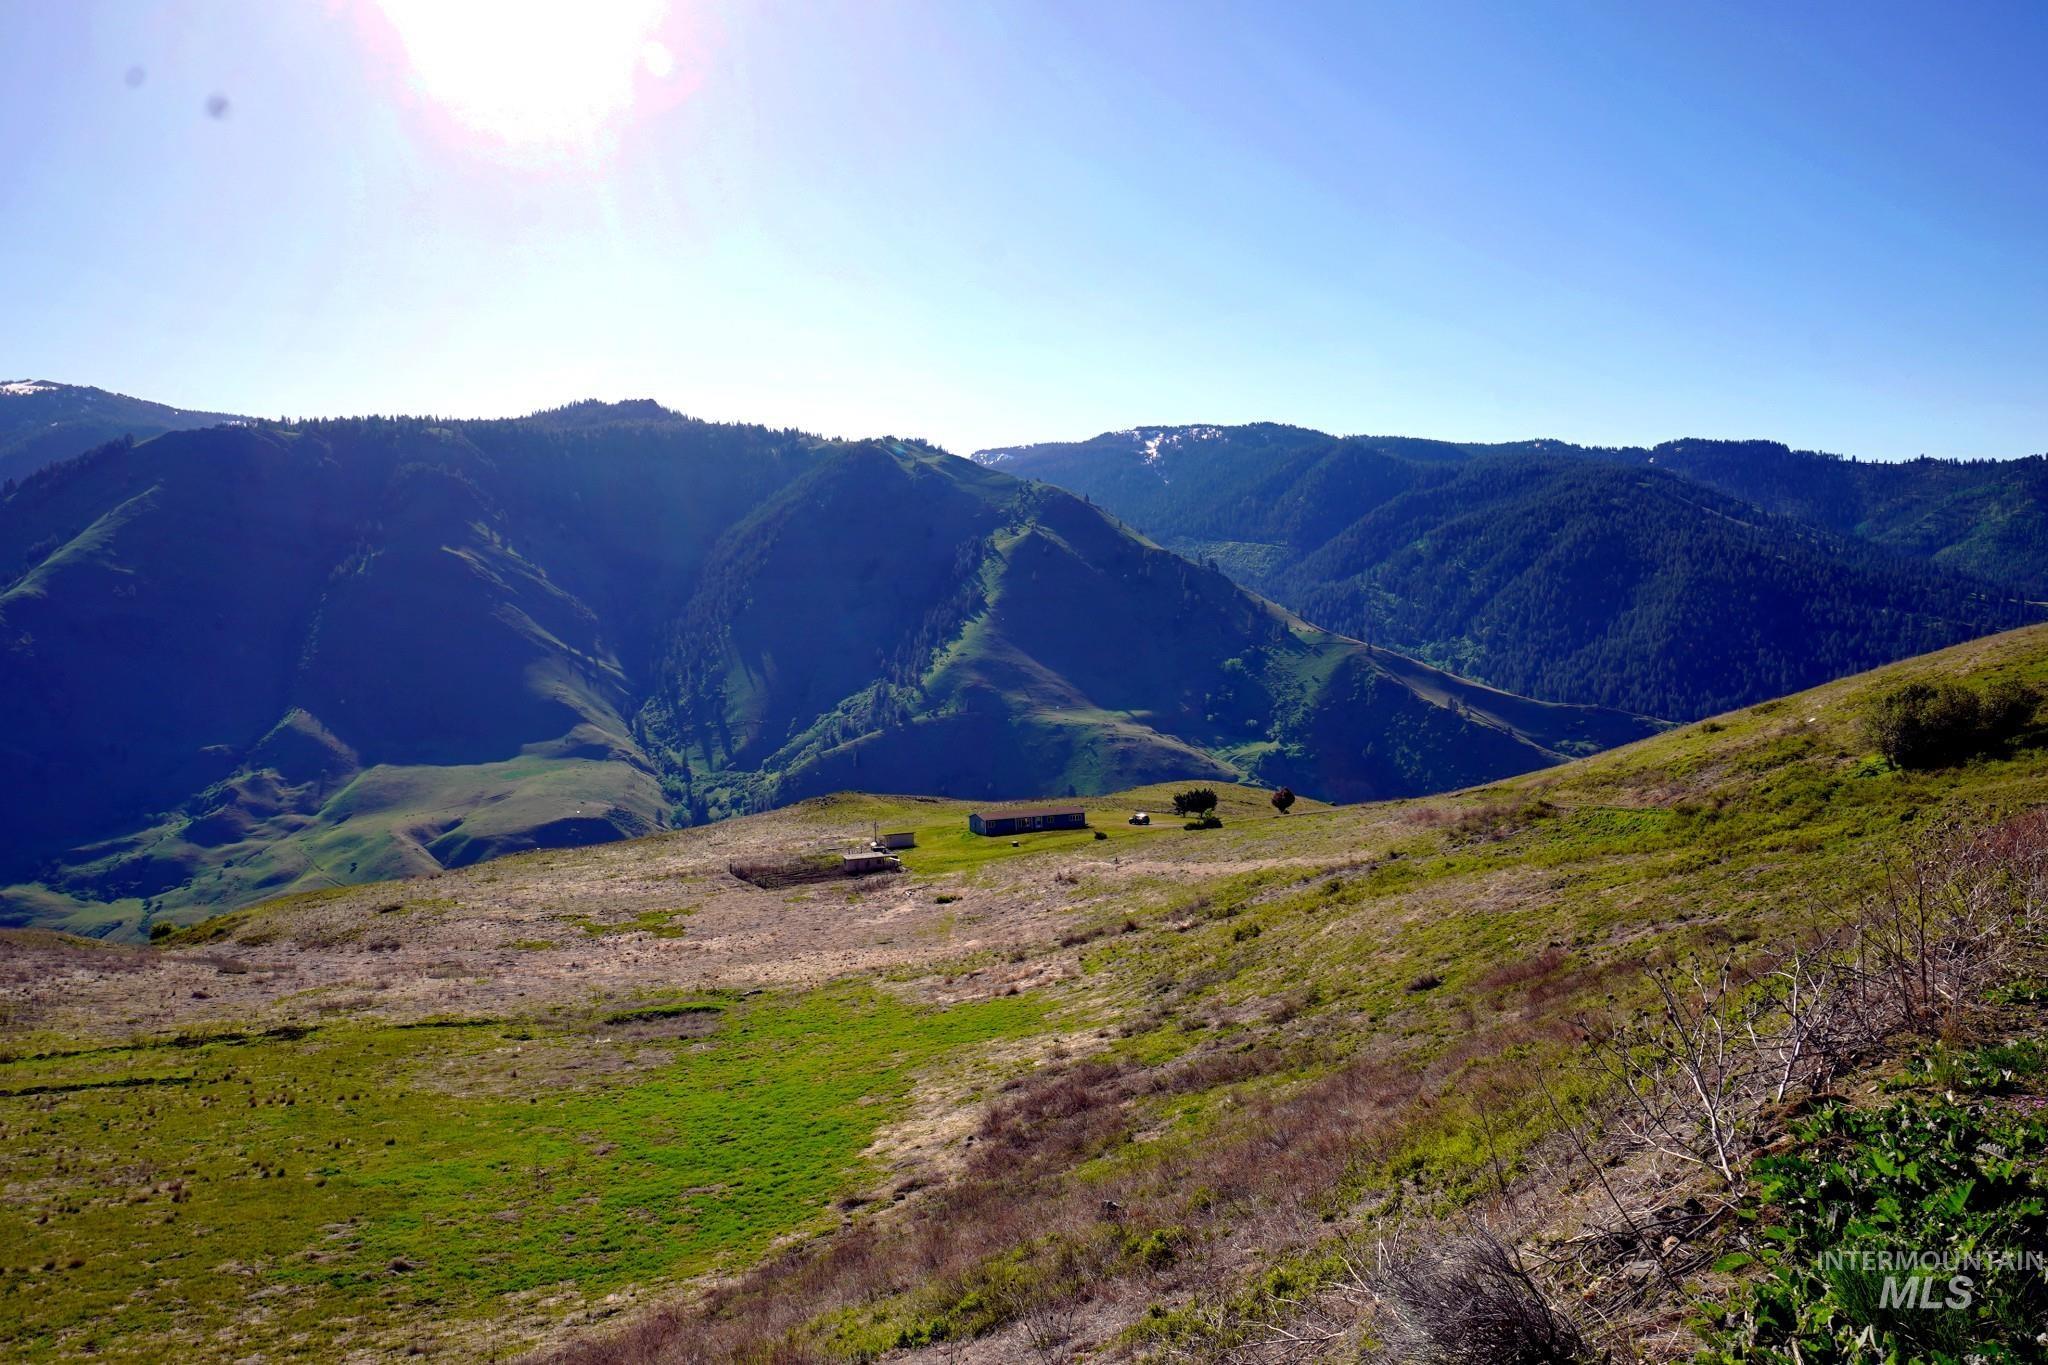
[3,626,2044,1361]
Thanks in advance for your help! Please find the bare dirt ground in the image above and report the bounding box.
[0,795,1373,1045]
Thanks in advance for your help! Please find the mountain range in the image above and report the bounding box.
[10,385,2046,937]
[0,400,1653,936]
[0,378,243,488]
[1595,437,2048,595]
[975,425,2045,718]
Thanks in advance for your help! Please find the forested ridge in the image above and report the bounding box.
[978,426,2044,719]
[0,404,1652,935]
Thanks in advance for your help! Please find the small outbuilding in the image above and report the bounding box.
[841,851,901,875]
[878,831,917,850]
[968,804,1088,837]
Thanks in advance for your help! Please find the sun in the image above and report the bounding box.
[365,0,683,152]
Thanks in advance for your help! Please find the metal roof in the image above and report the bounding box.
[972,804,1086,820]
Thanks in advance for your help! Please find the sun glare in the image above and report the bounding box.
[367,0,681,152]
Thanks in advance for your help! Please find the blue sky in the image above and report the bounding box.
[2,1,2043,458]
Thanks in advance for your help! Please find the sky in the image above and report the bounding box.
[1,1,2044,460]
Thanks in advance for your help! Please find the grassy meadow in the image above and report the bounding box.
[0,989,1048,1359]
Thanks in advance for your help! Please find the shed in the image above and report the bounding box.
[878,831,917,850]
[841,851,900,875]
[968,804,1089,837]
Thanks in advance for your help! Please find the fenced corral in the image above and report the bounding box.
[726,853,903,888]
[726,856,844,889]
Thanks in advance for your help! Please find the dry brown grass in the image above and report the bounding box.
[1368,1228,1593,1365]
[1406,798,1559,845]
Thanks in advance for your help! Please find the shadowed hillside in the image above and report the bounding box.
[0,380,244,486]
[0,406,1654,937]
[1594,436,2048,596]
[977,425,2042,718]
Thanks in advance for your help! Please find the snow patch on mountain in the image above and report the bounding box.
[1115,425,1225,468]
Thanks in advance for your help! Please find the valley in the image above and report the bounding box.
[10,393,2044,944]
[0,407,1655,938]
[5,626,2045,1361]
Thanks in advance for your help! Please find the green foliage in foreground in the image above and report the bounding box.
[0,987,1045,1361]
[1697,1078,2048,1363]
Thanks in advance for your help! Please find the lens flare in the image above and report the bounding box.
[362,0,690,154]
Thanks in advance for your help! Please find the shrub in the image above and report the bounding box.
[1586,812,2048,1194]
[1369,1230,1593,1364]
[1448,798,1557,843]
[1126,1226,1184,1270]
[1981,677,2042,735]
[1171,788,1219,818]
[1270,786,1296,814]
[1861,678,2040,769]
